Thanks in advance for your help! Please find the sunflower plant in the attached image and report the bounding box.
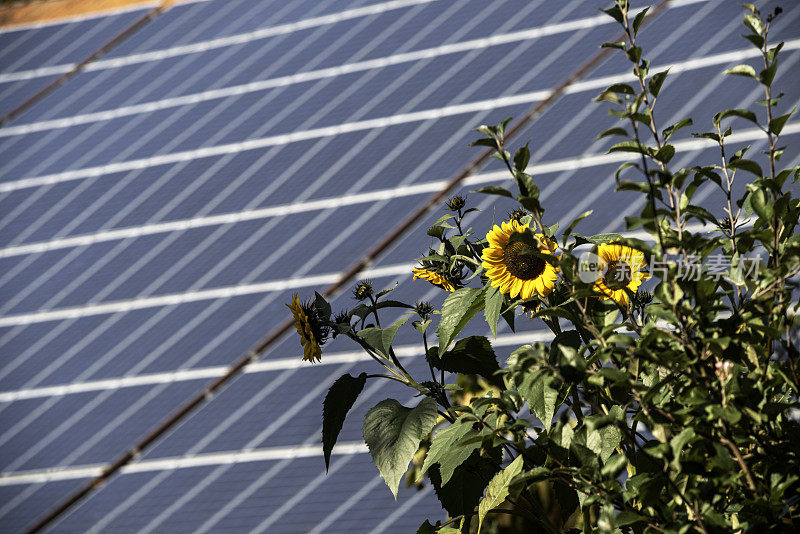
[287,3,799,532]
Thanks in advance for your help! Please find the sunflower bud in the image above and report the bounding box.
[352,280,374,300]
[332,310,352,338]
[507,207,529,223]
[446,195,466,212]
[414,301,434,320]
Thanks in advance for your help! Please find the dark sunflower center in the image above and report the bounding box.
[604,260,632,289]
[503,240,546,280]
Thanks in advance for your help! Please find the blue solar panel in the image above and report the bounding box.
[0,0,798,531]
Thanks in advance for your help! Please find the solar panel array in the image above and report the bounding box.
[0,0,798,531]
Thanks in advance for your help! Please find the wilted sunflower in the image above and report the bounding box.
[287,294,328,363]
[593,243,649,306]
[412,267,456,291]
[482,220,559,299]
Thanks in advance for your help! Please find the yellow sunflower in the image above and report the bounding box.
[287,294,322,363]
[412,268,456,292]
[593,243,649,306]
[481,220,560,299]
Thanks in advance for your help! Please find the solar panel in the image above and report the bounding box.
[0,0,798,531]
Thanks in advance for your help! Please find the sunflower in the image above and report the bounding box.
[481,220,560,300]
[412,268,456,292]
[593,243,649,306]
[287,294,328,363]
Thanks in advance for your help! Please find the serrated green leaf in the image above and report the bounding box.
[519,372,559,432]
[419,420,478,486]
[323,373,367,470]
[430,448,501,517]
[363,397,439,498]
[437,336,501,386]
[359,315,410,357]
[478,455,525,533]
[437,287,486,355]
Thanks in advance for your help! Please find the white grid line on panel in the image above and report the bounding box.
[0,0,438,83]
[7,3,800,532]
[0,0,510,472]
[0,442,369,486]
[0,9,643,138]
[0,330,554,402]
[0,3,792,502]
[0,0,286,182]
[0,2,763,260]
[0,0,277,247]
[4,38,798,196]
[146,53,800,534]
[1,123,796,329]
[0,0,482,394]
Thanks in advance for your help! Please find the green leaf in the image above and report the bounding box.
[596,126,628,140]
[749,187,773,220]
[604,83,635,95]
[600,41,626,50]
[515,171,537,198]
[562,210,593,246]
[359,315,410,357]
[438,336,501,387]
[478,455,525,533]
[314,291,331,320]
[769,108,796,135]
[602,5,624,24]
[437,287,486,355]
[724,64,756,78]
[608,141,653,156]
[588,232,622,244]
[632,7,649,34]
[654,144,675,164]
[519,372,559,432]
[743,13,763,35]
[514,142,531,172]
[363,397,439,498]
[420,419,479,486]
[472,185,513,199]
[728,158,763,176]
[759,61,777,86]
[430,448,501,517]
[713,108,758,126]
[484,285,504,338]
[416,520,438,534]
[662,118,692,142]
[648,68,669,97]
[323,373,367,470]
